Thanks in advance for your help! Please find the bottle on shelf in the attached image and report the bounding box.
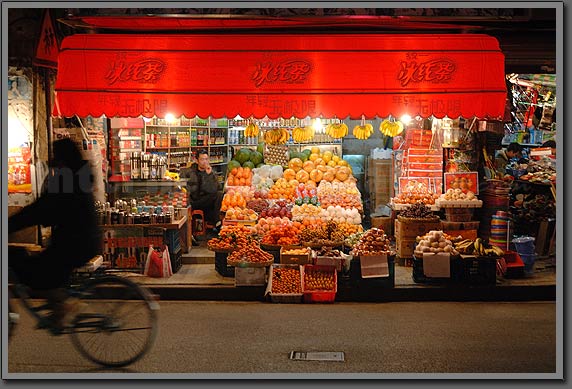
[130,152,141,180]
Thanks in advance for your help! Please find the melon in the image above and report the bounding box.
[227,160,241,172]
[243,161,255,169]
[235,148,252,165]
[249,151,264,166]
[256,141,265,154]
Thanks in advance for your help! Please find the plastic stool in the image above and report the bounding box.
[191,210,206,236]
[191,209,215,237]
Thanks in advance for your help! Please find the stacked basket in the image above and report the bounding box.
[489,211,510,250]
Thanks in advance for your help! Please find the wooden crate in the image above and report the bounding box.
[394,219,441,239]
[442,229,478,240]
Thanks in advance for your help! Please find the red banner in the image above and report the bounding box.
[54,33,506,119]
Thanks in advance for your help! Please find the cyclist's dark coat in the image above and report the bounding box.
[9,139,102,289]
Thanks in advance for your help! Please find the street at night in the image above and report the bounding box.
[7,300,556,375]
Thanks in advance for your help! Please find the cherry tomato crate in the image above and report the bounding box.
[265,264,303,303]
[301,264,337,303]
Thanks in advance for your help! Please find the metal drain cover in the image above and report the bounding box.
[289,351,345,362]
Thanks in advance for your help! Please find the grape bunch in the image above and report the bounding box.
[246,198,269,214]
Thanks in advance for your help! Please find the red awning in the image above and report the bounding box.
[54,33,506,119]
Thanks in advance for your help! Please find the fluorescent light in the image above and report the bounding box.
[312,118,323,132]
[165,113,176,123]
[400,114,412,125]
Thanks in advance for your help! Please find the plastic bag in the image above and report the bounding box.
[144,245,173,278]
[270,165,283,181]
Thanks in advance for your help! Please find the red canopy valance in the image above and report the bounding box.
[54,33,506,119]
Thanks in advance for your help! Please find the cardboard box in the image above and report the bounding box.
[396,237,416,258]
[314,256,343,272]
[280,246,311,265]
[442,229,478,240]
[234,266,267,286]
[394,219,441,239]
[370,216,393,235]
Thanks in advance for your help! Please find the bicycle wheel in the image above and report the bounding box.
[70,276,159,368]
[8,291,18,342]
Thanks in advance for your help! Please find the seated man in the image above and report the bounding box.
[495,142,523,175]
[180,150,223,235]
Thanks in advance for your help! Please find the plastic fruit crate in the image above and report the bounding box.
[350,255,395,288]
[214,251,235,277]
[301,265,337,303]
[412,255,462,284]
[501,250,525,278]
[266,264,303,303]
[459,255,497,286]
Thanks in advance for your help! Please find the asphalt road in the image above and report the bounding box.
[5,300,558,377]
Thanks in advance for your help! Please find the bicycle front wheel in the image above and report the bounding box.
[70,276,159,368]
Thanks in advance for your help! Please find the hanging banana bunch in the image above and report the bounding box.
[352,115,374,140]
[325,121,349,139]
[264,128,290,145]
[292,126,314,143]
[244,120,260,138]
[379,118,404,137]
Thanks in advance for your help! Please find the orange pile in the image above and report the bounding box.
[226,167,253,187]
[261,224,302,246]
[267,178,296,201]
[221,191,247,212]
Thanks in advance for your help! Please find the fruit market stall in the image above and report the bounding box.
[51,20,555,291]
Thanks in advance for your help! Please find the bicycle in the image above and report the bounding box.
[8,254,160,368]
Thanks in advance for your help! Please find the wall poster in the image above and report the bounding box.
[8,75,33,194]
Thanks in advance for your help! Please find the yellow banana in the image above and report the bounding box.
[353,123,373,140]
[245,123,260,138]
[326,123,348,139]
[380,119,404,137]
